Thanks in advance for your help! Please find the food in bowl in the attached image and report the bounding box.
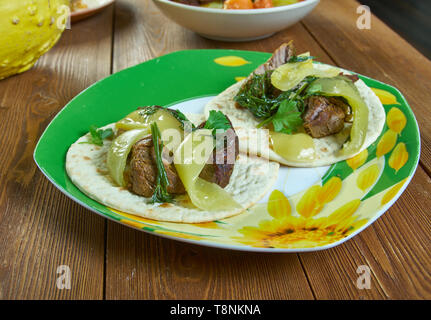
[171,0,303,9]
[71,0,89,12]
[153,0,319,41]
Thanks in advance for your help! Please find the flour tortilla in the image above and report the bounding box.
[66,114,279,223]
[204,64,386,167]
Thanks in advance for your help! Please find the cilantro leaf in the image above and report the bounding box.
[80,125,113,146]
[271,100,304,134]
[234,71,291,119]
[204,110,232,135]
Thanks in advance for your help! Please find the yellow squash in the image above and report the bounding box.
[0,0,69,80]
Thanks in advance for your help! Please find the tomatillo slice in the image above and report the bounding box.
[271,58,340,91]
[270,132,316,162]
[107,128,150,187]
[173,129,241,211]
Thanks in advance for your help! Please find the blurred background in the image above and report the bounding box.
[360,0,431,59]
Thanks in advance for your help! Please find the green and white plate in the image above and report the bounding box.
[34,50,420,252]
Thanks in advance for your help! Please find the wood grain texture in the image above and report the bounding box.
[106,222,314,299]
[0,8,114,299]
[301,0,431,174]
[353,167,431,299]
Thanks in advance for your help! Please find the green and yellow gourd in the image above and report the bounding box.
[0,0,69,80]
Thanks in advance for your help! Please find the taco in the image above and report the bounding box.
[204,43,385,167]
[66,106,279,223]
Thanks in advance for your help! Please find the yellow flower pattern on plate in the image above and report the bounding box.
[381,178,408,206]
[387,107,407,134]
[356,164,380,192]
[233,191,366,249]
[214,56,251,67]
[389,142,409,173]
[346,149,368,171]
[376,129,397,158]
[371,88,400,105]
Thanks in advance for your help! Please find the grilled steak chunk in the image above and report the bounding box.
[303,96,347,138]
[236,42,294,110]
[127,136,185,198]
[253,42,295,76]
[126,116,239,198]
[197,117,239,188]
[339,72,359,83]
[198,129,239,188]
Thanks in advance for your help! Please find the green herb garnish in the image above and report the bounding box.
[79,125,113,146]
[150,122,173,204]
[204,110,232,135]
[168,108,195,130]
[288,55,316,63]
[234,72,290,119]
[237,72,316,134]
[270,100,304,134]
[138,105,159,116]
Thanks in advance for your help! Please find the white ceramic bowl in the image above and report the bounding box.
[153,0,319,41]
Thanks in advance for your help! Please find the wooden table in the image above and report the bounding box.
[1,0,430,300]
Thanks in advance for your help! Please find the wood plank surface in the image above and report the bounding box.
[0,8,113,299]
[106,223,314,299]
[353,168,431,299]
